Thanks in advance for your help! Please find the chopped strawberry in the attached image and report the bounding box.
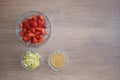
[23,36,29,42]
[41,28,46,36]
[35,31,40,35]
[19,24,23,28]
[38,37,44,43]
[30,21,38,27]
[19,14,47,45]
[20,31,24,36]
[32,15,37,21]
[37,20,42,25]
[23,28,27,33]
[43,21,46,28]
[41,20,45,25]
[31,27,36,33]
[37,15,44,21]
[29,33,35,37]
[36,27,42,31]
[31,37,38,44]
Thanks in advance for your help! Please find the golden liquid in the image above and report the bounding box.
[50,53,66,69]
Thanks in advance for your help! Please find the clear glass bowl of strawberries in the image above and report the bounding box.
[16,11,51,47]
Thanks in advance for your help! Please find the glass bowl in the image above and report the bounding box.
[21,51,43,71]
[16,11,51,47]
[48,50,69,72]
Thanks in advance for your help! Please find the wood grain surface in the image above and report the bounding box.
[0,0,120,80]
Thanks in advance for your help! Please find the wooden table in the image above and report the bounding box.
[0,0,120,80]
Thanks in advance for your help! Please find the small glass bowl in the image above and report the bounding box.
[21,51,42,71]
[48,50,69,71]
[16,11,51,47]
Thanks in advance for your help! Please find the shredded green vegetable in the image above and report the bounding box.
[22,51,41,70]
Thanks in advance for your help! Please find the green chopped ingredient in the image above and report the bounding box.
[22,51,41,70]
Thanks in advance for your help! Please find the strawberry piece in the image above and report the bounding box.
[35,31,40,35]
[23,36,29,42]
[31,37,38,44]
[23,19,29,27]
[20,31,24,36]
[32,15,37,21]
[41,28,46,36]
[41,20,45,25]
[29,33,35,37]
[36,27,42,31]
[43,21,46,28]
[31,27,36,33]
[30,21,38,27]
[22,28,27,33]
[19,24,23,28]
[24,33,29,37]
[38,37,44,43]
[37,20,42,26]
[37,15,44,21]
